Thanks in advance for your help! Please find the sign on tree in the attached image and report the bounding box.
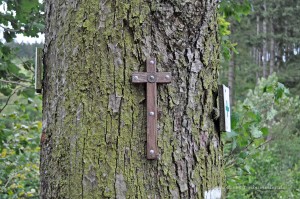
[219,85,231,132]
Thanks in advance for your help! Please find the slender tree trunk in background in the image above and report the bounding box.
[276,43,283,72]
[256,15,261,81]
[269,19,275,75]
[262,0,267,78]
[251,47,255,60]
[288,42,293,62]
[40,0,224,198]
[287,27,294,62]
[228,52,235,106]
[284,19,289,63]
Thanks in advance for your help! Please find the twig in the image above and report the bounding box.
[9,72,32,83]
[0,90,16,113]
[0,79,30,88]
[225,137,275,170]
[0,24,20,33]
[255,137,273,150]
[225,139,254,162]
[15,55,34,73]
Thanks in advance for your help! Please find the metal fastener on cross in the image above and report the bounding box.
[132,58,172,159]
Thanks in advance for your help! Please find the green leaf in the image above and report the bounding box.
[244,164,251,174]
[18,87,35,98]
[226,130,238,139]
[242,104,251,111]
[7,63,20,74]
[8,189,14,196]
[266,108,277,120]
[275,82,288,102]
[232,139,237,150]
[260,127,269,136]
[28,98,34,104]
[231,112,239,129]
[20,104,26,112]
[250,126,263,138]
[3,31,15,42]
[0,87,13,96]
[247,111,261,123]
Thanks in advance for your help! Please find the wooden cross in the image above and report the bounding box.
[132,58,172,159]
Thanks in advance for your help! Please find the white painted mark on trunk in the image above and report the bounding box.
[204,187,222,199]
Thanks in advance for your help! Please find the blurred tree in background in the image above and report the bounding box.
[220,0,300,198]
[220,0,300,101]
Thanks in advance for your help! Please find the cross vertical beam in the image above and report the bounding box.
[132,58,171,159]
[146,59,158,159]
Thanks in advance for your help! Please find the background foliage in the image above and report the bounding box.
[224,75,300,198]
[220,0,300,198]
[0,95,42,198]
[0,0,43,198]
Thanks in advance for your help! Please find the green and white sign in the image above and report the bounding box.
[219,85,231,132]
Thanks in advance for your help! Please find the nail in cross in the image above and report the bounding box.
[132,58,171,159]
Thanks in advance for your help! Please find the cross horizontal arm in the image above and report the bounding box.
[156,72,172,83]
[132,72,148,83]
[132,72,172,83]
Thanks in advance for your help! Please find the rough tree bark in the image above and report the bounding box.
[41,0,224,198]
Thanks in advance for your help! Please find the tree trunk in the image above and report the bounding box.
[269,20,275,75]
[262,0,267,78]
[256,15,261,81]
[40,1,224,198]
[276,42,283,72]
